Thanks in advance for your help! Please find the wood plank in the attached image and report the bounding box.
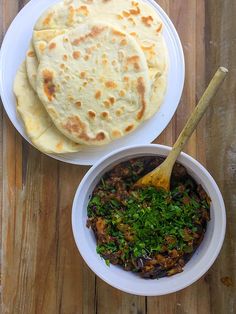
[82,262,97,314]
[56,163,89,314]
[205,1,236,313]
[96,280,146,314]
[170,0,197,157]
[171,1,211,313]
[1,116,17,313]
[195,0,207,166]
[1,0,26,311]
[0,0,21,313]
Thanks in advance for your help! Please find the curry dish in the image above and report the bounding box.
[87,157,210,279]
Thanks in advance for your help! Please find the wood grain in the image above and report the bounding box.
[0,0,235,313]
[205,1,236,313]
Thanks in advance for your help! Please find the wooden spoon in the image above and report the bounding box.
[135,67,228,191]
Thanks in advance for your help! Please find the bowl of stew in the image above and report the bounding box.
[72,144,226,296]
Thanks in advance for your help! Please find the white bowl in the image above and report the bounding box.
[72,145,226,296]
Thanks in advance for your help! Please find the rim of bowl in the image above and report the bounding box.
[72,144,226,296]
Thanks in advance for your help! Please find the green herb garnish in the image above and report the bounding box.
[87,157,210,279]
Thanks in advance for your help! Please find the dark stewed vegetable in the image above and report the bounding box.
[87,157,210,279]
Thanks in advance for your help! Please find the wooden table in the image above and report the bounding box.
[1,1,235,313]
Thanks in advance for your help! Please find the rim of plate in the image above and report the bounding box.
[72,144,226,296]
[0,0,185,165]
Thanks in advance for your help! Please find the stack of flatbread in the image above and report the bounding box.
[14,0,168,154]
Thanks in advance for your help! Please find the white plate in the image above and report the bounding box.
[0,0,185,165]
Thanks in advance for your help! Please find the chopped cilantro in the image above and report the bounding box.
[87,157,210,279]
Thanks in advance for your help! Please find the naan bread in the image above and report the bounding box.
[33,29,67,60]
[25,42,38,92]
[26,32,67,92]
[34,0,168,119]
[36,23,150,145]
[14,62,82,153]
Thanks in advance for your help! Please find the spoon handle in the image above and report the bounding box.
[165,66,228,169]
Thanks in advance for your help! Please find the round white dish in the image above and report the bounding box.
[72,145,226,296]
[0,0,185,165]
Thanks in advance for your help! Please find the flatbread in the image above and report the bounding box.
[33,29,67,60]
[26,33,67,92]
[14,62,82,154]
[34,0,168,119]
[36,22,150,145]
[25,42,38,92]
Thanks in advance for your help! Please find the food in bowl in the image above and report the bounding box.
[72,144,226,295]
[87,156,210,279]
